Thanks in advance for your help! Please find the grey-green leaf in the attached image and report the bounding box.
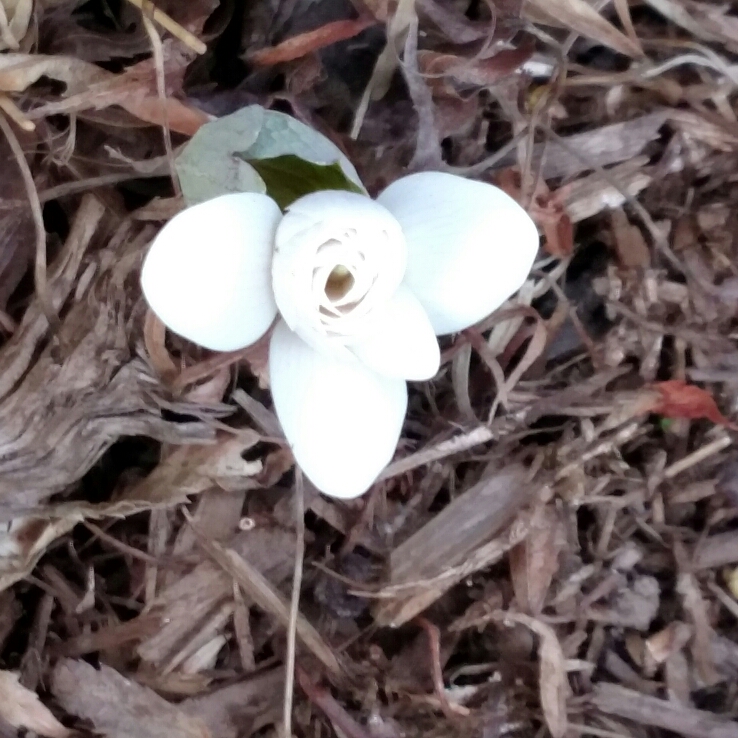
[176,105,365,207]
[245,155,363,209]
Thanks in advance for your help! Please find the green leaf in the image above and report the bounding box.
[175,105,365,207]
[244,155,363,209]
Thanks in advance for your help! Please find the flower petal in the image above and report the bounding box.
[349,286,440,380]
[272,189,407,355]
[269,320,407,498]
[377,172,539,335]
[141,193,280,352]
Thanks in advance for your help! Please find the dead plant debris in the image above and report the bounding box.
[0,0,737,737]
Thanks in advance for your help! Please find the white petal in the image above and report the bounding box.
[141,193,280,352]
[269,320,407,499]
[349,286,440,380]
[377,172,539,335]
[272,189,407,354]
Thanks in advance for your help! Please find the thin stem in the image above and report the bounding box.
[283,468,306,738]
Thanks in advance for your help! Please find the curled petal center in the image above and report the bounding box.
[325,265,354,301]
[272,190,408,354]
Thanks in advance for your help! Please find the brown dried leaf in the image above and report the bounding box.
[505,614,569,738]
[677,565,719,685]
[537,627,569,738]
[496,170,572,257]
[417,0,489,42]
[490,112,668,180]
[0,53,108,93]
[118,432,264,505]
[0,670,70,738]
[0,51,210,135]
[248,18,376,66]
[52,660,210,738]
[523,0,643,57]
[610,209,651,269]
[510,505,566,615]
[648,381,738,430]
[417,45,534,90]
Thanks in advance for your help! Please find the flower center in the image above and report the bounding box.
[325,265,355,301]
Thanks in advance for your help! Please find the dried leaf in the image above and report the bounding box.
[52,660,210,738]
[496,170,572,256]
[417,45,534,90]
[504,614,569,738]
[417,0,490,43]
[0,431,262,592]
[248,18,375,66]
[0,670,71,738]
[648,380,738,430]
[0,51,210,135]
[0,53,107,93]
[117,432,264,503]
[510,505,566,615]
[537,627,569,738]
[523,0,643,57]
[610,209,651,268]
[490,112,668,179]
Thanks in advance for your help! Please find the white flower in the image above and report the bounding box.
[141,171,539,499]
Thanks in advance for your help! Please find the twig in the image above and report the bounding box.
[416,617,469,720]
[140,11,180,197]
[283,469,306,738]
[82,521,160,566]
[123,0,206,54]
[171,347,250,392]
[662,435,733,479]
[296,666,374,738]
[402,15,443,170]
[0,111,62,341]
